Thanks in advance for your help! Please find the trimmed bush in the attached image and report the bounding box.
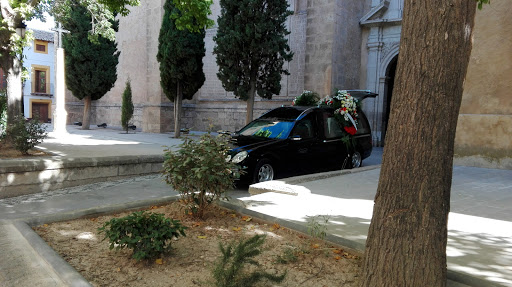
[98,211,187,261]
[8,115,47,155]
[162,133,236,218]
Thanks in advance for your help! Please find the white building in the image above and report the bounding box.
[23,29,55,123]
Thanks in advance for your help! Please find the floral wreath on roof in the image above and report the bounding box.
[318,90,361,150]
[319,90,360,134]
[292,89,361,144]
[292,90,320,106]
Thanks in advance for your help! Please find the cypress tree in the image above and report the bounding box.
[213,0,293,124]
[60,2,119,130]
[121,80,134,133]
[157,0,206,138]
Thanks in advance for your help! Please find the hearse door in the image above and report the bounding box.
[288,113,323,172]
[319,110,350,168]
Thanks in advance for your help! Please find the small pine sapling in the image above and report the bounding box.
[212,234,286,287]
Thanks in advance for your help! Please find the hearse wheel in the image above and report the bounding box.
[351,151,362,169]
[253,159,274,183]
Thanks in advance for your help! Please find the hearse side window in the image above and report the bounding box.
[355,112,370,135]
[323,112,344,139]
[291,114,316,139]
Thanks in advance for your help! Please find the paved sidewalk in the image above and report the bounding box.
[245,166,512,287]
[0,126,510,286]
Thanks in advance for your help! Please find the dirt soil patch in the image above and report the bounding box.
[0,139,51,158]
[34,202,362,287]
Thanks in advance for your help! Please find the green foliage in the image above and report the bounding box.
[162,133,236,218]
[98,211,187,261]
[7,115,48,155]
[275,247,299,264]
[476,0,490,9]
[60,2,119,102]
[0,3,39,65]
[213,0,293,101]
[212,234,286,287]
[292,90,320,106]
[306,215,330,241]
[3,0,137,68]
[157,0,206,102]
[52,0,139,41]
[170,0,214,33]
[97,0,140,16]
[121,80,134,132]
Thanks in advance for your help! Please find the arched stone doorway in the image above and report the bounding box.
[381,54,398,145]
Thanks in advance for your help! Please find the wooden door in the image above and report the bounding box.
[32,103,49,123]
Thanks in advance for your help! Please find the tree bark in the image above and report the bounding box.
[82,95,92,130]
[361,1,476,286]
[174,82,182,138]
[6,54,22,128]
[246,71,257,125]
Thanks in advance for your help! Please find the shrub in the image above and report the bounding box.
[98,211,187,261]
[212,234,286,287]
[162,133,236,218]
[275,247,299,264]
[121,80,134,133]
[306,215,330,241]
[8,115,47,155]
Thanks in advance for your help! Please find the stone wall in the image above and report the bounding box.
[304,1,336,95]
[331,0,365,90]
[303,0,365,95]
[455,0,512,169]
[66,0,308,132]
[61,0,511,169]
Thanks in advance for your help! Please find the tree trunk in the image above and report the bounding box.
[174,82,182,138]
[246,72,257,125]
[6,54,22,128]
[361,1,476,286]
[82,95,92,130]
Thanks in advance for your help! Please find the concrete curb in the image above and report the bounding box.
[241,168,510,287]
[22,195,180,226]
[218,199,366,255]
[284,165,382,185]
[248,165,381,195]
[0,154,165,173]
[447,269,504,287]
[4,193,505,287]
[0,196,180,287]
[220,197,509,287]
[13,221,93,287]
[0,155,165,199]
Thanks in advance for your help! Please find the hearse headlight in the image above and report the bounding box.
[231,151,248,163]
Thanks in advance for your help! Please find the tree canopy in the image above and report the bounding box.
[61,2,119,101]
[157,0,205,102]
[170,0,214,33]
[157,0,205,137]
[213,0,293,124]
[61,1,119,129]
[121,80,134,133]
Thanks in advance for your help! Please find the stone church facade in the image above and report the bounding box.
[63,0,511,169]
